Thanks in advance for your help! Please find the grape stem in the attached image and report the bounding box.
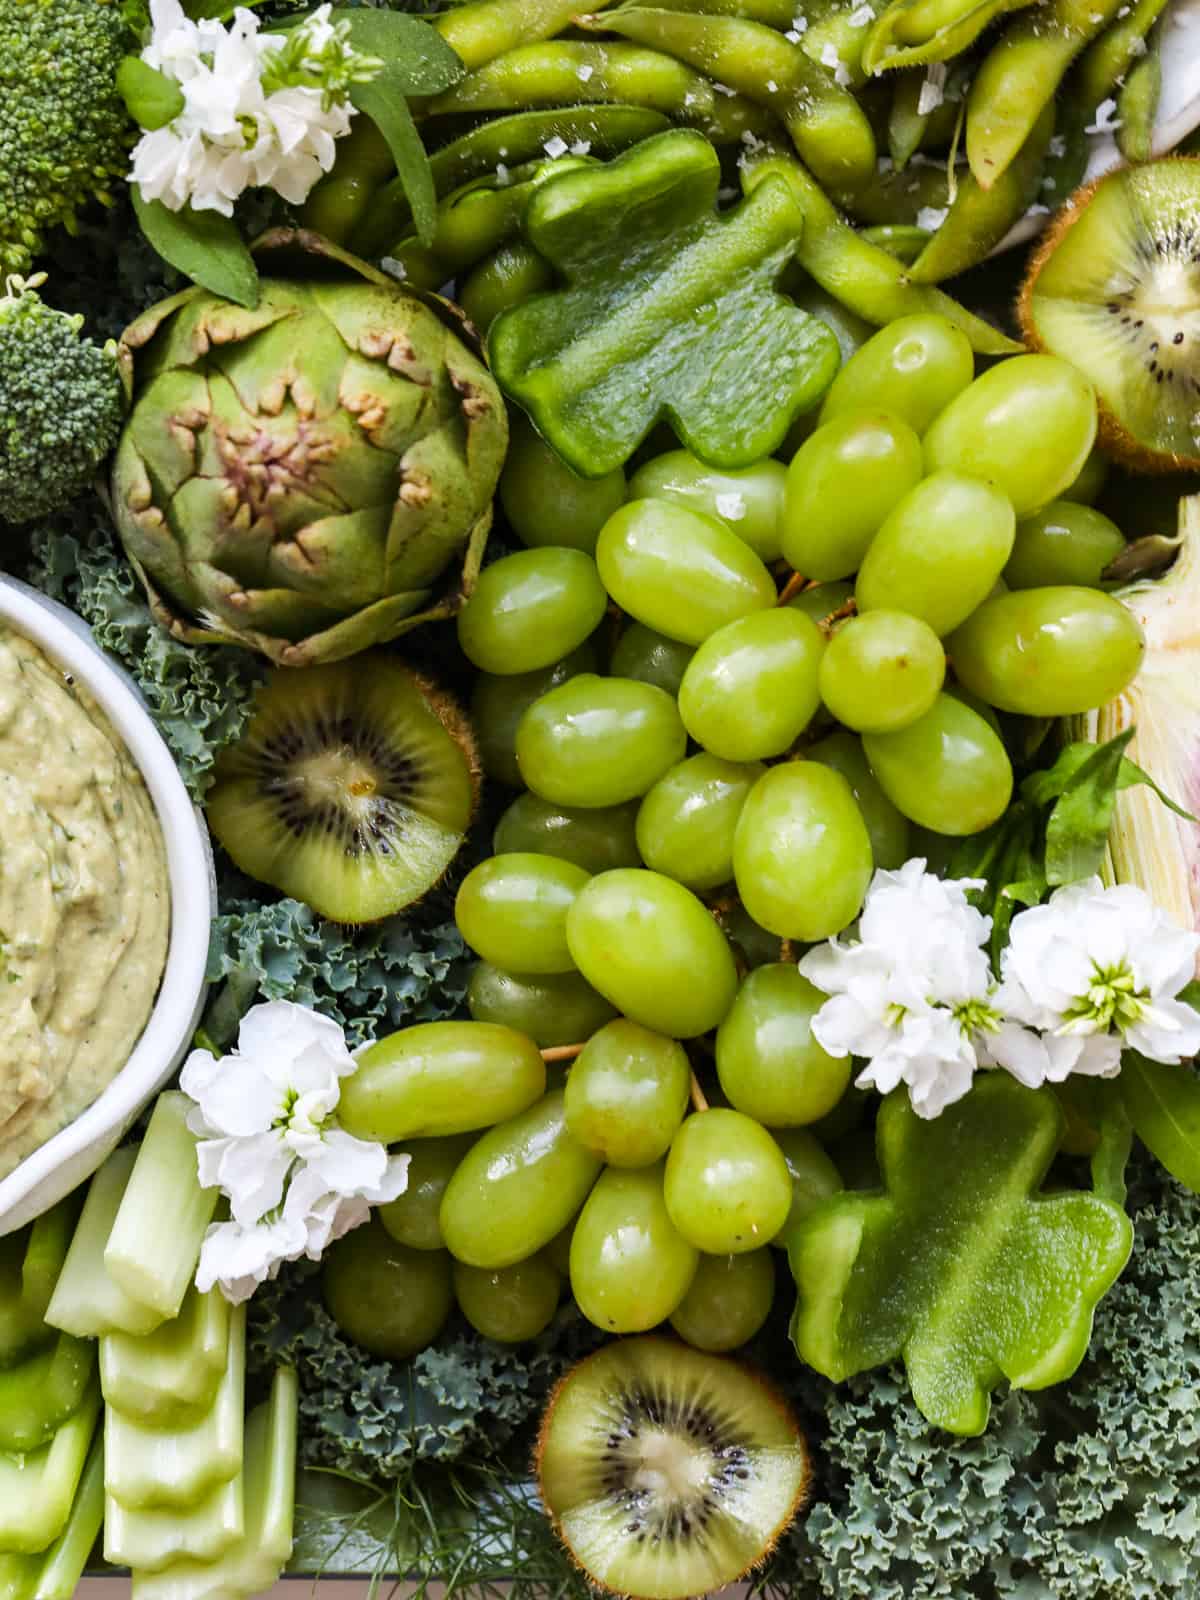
[776,571,812,606]
[818,596,857,634]
[541,1043,587,1063]
[690,1073,710,1114]
[780,939,796,964]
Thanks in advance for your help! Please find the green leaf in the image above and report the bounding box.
[1117,755,1199,822]
[1043,733,1133,886]
[349,87,437,249]
[788,1075,1133,1435]
[116,57,185,131]
[131,191,260,308]
[332,10,465,95]
[1121,1053,1200,1192]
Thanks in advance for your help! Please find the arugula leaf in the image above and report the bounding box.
[1121,1053,1200,1193]
[131,190,260,307]
[1042,733,1132,886]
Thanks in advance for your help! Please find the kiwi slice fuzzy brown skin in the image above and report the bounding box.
[536,1335,810,1600]
[1019,158,1200,471]
[207,653,479,923]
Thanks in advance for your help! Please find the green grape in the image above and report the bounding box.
[455,852,589,975]
[566,868,739,1038]
[457,547,607,676]
[494,792,641,875]
[862,692,1013,835]
[664,1109,793,1254]
[716,964,851,1127]
[341,1022,546,1143]
[818,609,946,733]
[772,1128,844,1250]
[855,472,1016,637]
[467,963,617,1048]
[732,763,873,940]
[788,580,854,628]
[1061,446,1109,506]
[323,1223,454,1359]
[806,730,910,870]
[472,641,598,788]
[819,313,975,434]
[569,1164,699,1333]
[515,674,686,807]
[377,1135,475,1252]
[453,1254,561,1344]
[544,1220,576,1277]
[1003,502,1126,589]
[717,902,785,970]
[439,1089,602,1269]
[948,586,1145,716]
[780,411,924,581]
[678,608,824,762]
[564,1018,691,1166]
[627,450,788,562]
[635,753,764,892]
[609,622,695,696]
[595,499,777,644]
[923,353,1097,516]
[668,1249,775,1352]
[500,415,626,554]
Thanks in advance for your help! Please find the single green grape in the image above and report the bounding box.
[733,762,873,940]
[609,622,695,696]
[780,411,924,581]
[439,1089,602,1269]
[566,868,739,1038]
[515,674,686,807]
[1003,502,1126,589]
[627,450,788,562]
[819,313,975,434]
[818,609,946,733]
[678,608,824,762]
[716,964,851,1127]
[457,547,607,676]
[923,353,1098,516]
[788,580,854,628]
[459,242,553,334]
[564,1018,691,1166]
[806,730,910,870]
[455,852,589,975]
[467,963,617,1048]
[948,586,1145,715]
[341,1022,546,1144]
[494,792,641,875]
[668,1249,775,1352]
[323,1223,454,1359]
[452,1254,561,1344]
[1060,446,1109,506]
[472,641,598,788]
[862,692,1013,835]
[771,1129,844,1250]
[500,415,626,553]
[377,1135,475,1252]
[635,753,764,892]
[569,1164,699,1334]
[595,499,777,644]
[664,1109,793,1254]
[855,472,1016,637]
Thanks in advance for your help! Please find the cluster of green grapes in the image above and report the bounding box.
[331,315,1146,1359]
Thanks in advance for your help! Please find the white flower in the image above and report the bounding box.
[996,879,1200,1083]
[182,1001,409,1303]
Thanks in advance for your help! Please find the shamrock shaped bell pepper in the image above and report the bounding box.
[488,128,840,476]
[789,1073,1133,1435]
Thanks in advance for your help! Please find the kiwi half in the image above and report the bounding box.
[207,653,478,923]
[536,1335,810,1600]
[1019,159,1200,470]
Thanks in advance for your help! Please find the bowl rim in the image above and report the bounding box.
[0,577,214,1233]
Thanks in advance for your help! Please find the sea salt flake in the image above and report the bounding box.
[1048,134,1067,157]
[577,63,594,82]
[767,78,779,91]
[380,256,406,280]
[543,136,569,158]
[917,205,948,230]
[1084,97,1122,133]
[820,41,841,66]
[715,492,747,520]
[1027,203,1051,215]
[918,62,946,114]
[713,80,737,96]
[849,4,875,25]
[570,140,591,156]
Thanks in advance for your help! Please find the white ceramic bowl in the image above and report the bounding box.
[0,577,215,1237]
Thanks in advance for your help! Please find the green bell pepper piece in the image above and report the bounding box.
[789,1073,1133,1435]
[0,1383,101,1556]
[100,1286,231,1428]
[489,128,840,477]
[0,1333,95,1453]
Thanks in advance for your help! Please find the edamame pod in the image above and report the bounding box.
[1116,23,1162,163]
[864,0,1037,73]
[888,69,936,167]
[833,162,952,226]
[302,119,395,242]
[432,0,618,71]
[859,224,932,265]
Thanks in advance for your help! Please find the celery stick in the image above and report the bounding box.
[29,1434,104,1600]
[0,1231,44,1369]
[0,1383,101,1555]
[0,1553,41,1600]
[21,1195,82,1320]
[45,1149,163,1339]
[106,1305,245,1511]
[101,1286,230,1426]
[0,1333,95,1452]
[105,1468,244,1574]
[105,1094,218,1322]
[132,1367,299,1600]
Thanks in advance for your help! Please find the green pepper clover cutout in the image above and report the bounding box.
[488,128,841,477]
[789,1074,1133,1435]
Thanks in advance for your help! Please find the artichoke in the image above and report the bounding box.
[111,230,507,666]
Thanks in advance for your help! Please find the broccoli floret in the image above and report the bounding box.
[0,276,124,524]
[0,0,134,275]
